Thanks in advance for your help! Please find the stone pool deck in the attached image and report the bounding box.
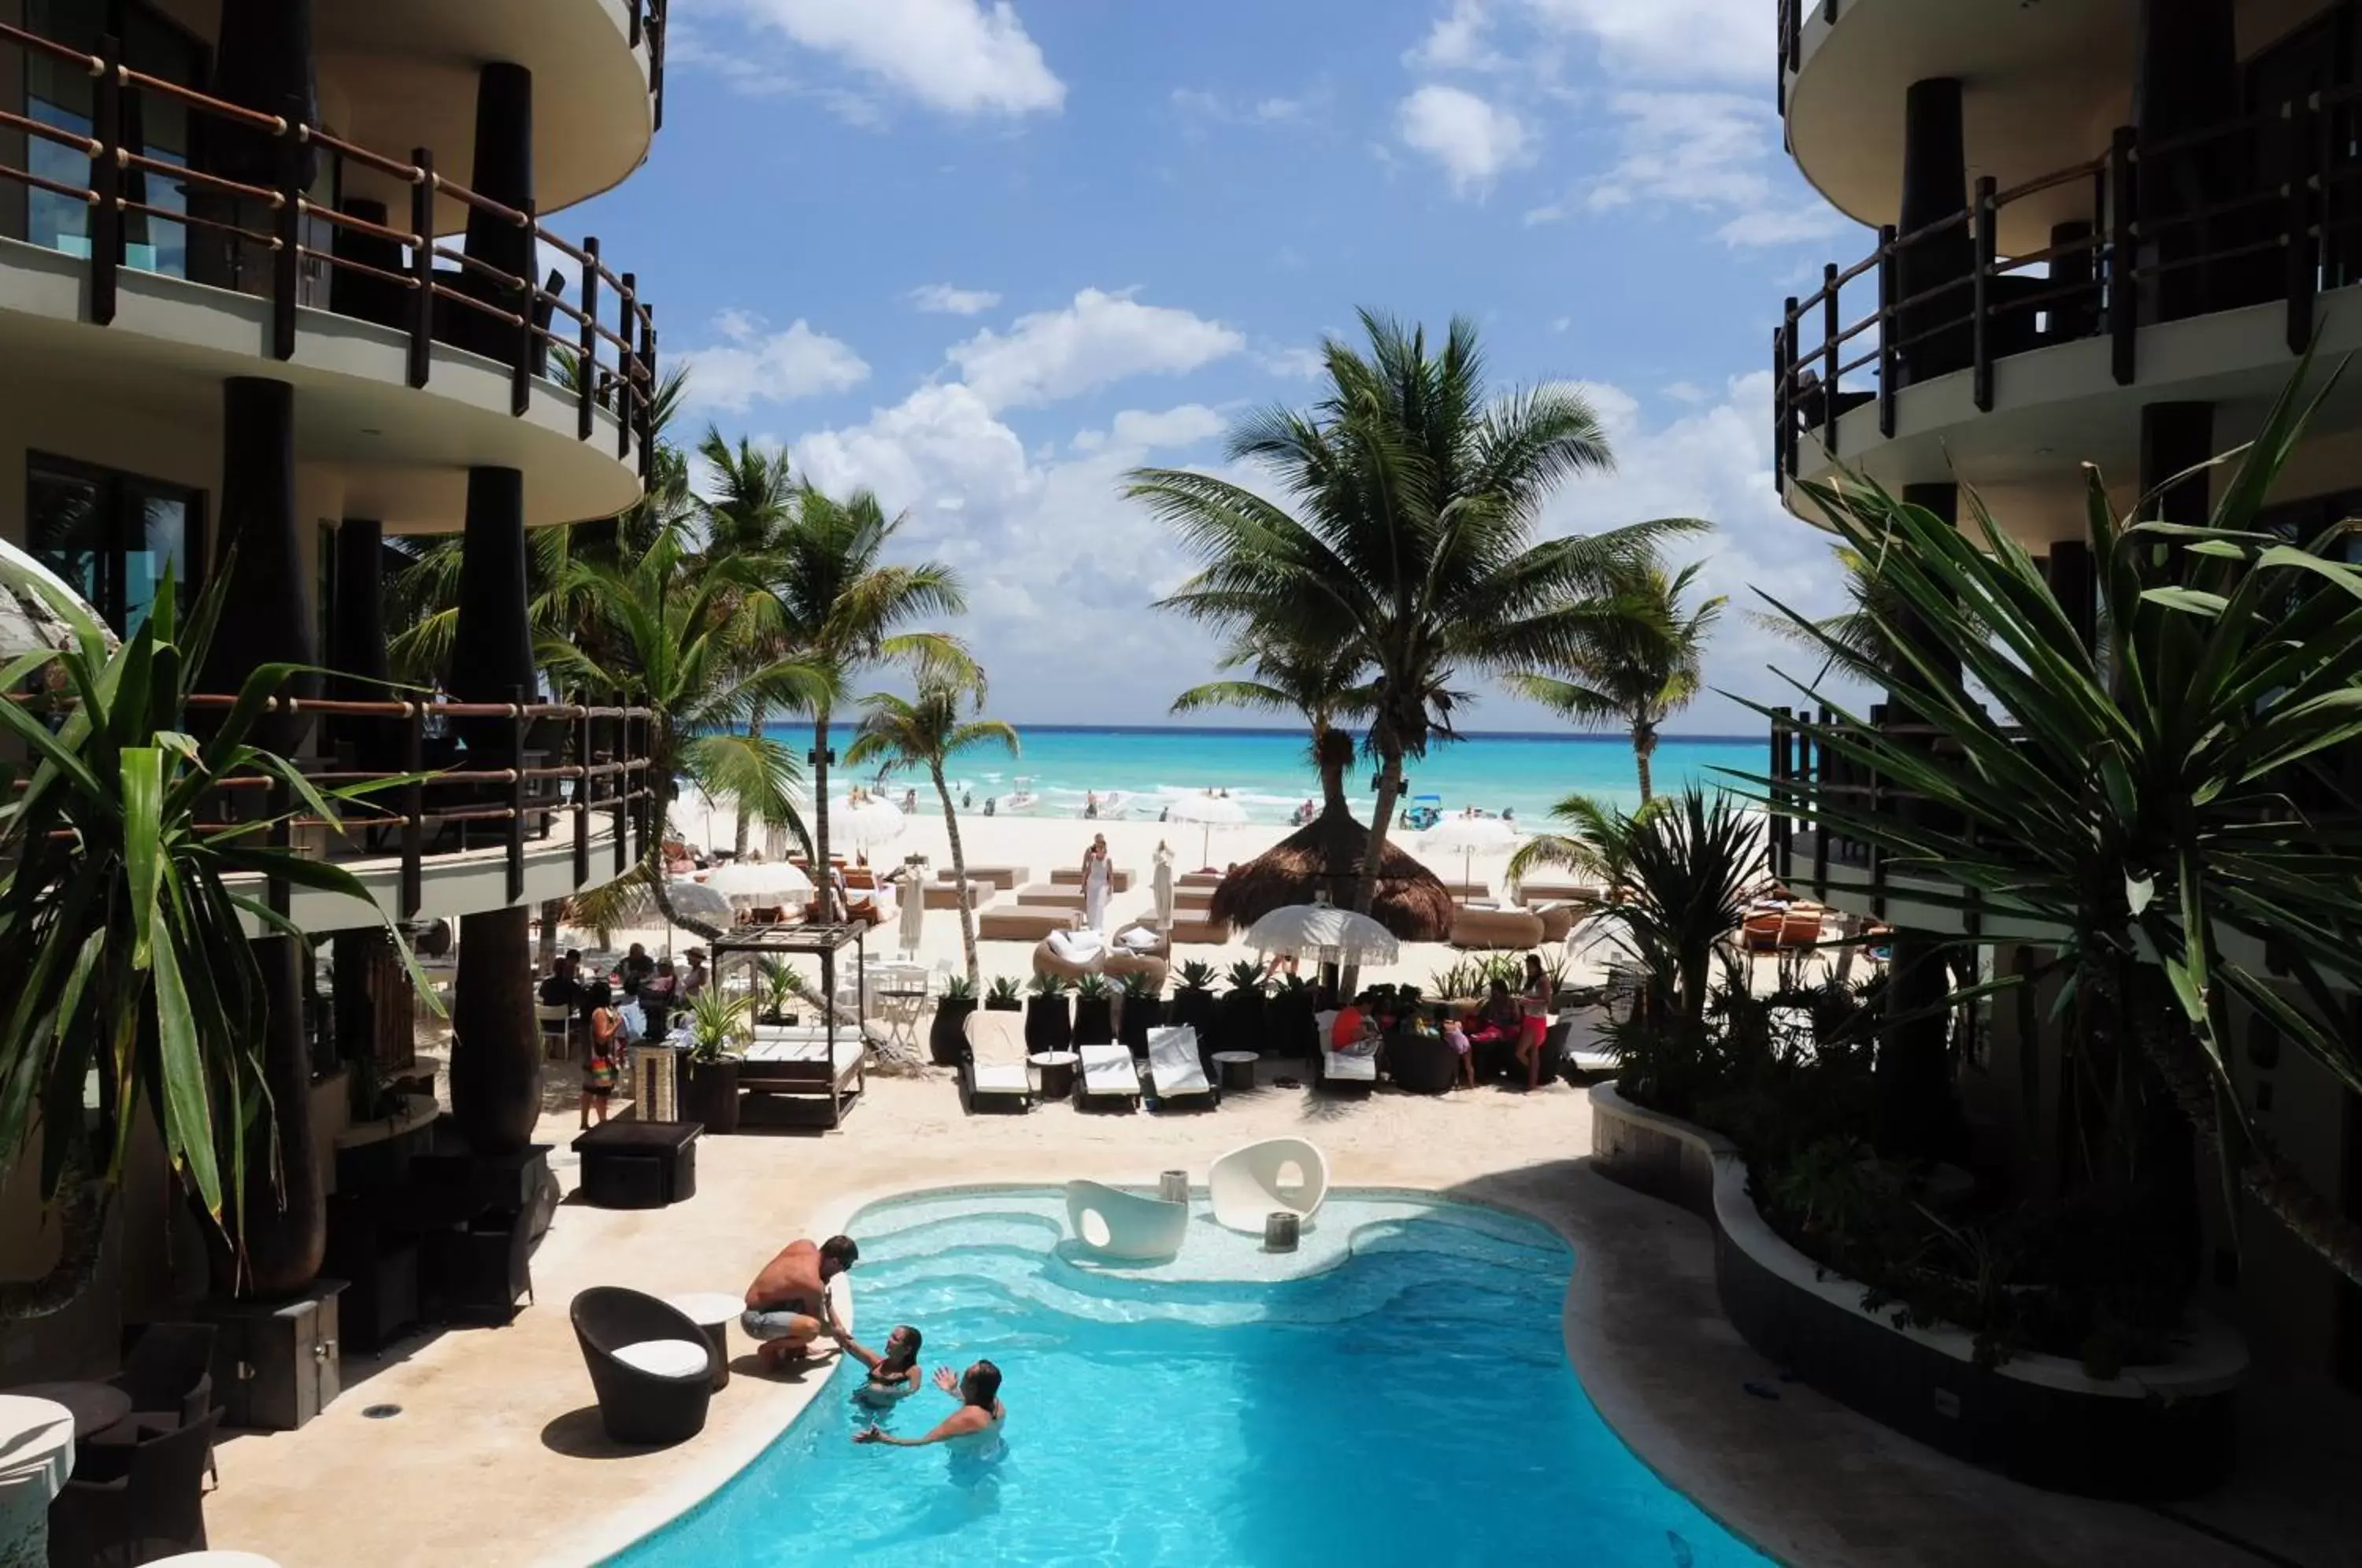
[205,1071,2260,1568]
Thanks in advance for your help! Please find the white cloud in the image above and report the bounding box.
[1407,0,1500,70]
[1541,91,1857,250]
[1520,0,1764,83]
[677,312,871,412]
[1261,345,1327,380]
[943,288,1245,411]
[1108,405,1228,450]
[1397,84,1533,196]
[1716,205,1849,248]
[909,283,1002,316]
[718,0,1064,116]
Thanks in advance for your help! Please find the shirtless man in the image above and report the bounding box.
[740,1234,859,1369]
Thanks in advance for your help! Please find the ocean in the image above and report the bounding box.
[770,723,1765,827]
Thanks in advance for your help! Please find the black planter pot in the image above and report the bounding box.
[680,1057,742,1133]
[1266,990,1316,1059]
[931,998,979,1065]
[1219,989,1266,1056]
[1172,989,1220,1050]
[984,996,1023,1014]
[1072,996,1116,1047]
[1025,995,1072,1052]
[1118,995,1164,1051]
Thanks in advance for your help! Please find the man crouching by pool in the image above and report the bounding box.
[742,1234,858,1369]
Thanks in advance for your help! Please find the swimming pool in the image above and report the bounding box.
[603,1188,1769,1567]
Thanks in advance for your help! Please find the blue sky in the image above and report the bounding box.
[559,0,1871,730]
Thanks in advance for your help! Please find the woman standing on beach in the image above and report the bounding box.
[1516,953,1552,1091]
[1081,833,1113,931]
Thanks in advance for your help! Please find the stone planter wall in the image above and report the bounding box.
[1589,1083,2246,1500]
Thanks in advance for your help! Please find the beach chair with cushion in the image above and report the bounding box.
[961,1010,1035,1113]
[570,1287,715,1446]
[105,1321,218,1481]
[1145,1025,1216,1109]
[1076,1041,1141,1111]
[1208,1137,1330,1233]
[1032,926,1109,982]
[1309,1009,1379,1093]
[1063,1180,1187,1261]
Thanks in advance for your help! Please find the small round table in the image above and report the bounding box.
[665,1293,746,1392]
[4,1381,130,1440]
[1212,1051,1261,1092]
[1028,1051,1079,1100]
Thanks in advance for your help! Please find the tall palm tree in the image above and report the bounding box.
[1510,559,1725,802]
[1171,634,1376,744]
[753,485,971,917]
[846,682,1020,986]
[1130,309,1701,954]
[695,428,799,857]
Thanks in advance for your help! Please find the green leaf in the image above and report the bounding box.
[148,925,221,1220]
[120,747,164,971]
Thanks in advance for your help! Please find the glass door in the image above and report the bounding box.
[26,453,203,634]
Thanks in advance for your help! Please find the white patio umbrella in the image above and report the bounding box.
[1242,902,1401,967]
[897,864,927,956]
[1168,794,1249,868]
[702,859,813,908]
[1419,816,1521,896]
[827,795,909,855]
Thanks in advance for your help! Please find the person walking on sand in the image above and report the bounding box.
[1081,833,1113,932]
[742,1235,861,1369]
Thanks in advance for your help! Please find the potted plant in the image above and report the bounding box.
[1025,972,1074,1053]
[755,958,798,1026]
[1072,973,1116,1046]
[679,988,751,1134]
[931,974,978,1066]
[1116,968,1164,1051]
[1172,960,1220,1047]
[985,975,1024,1012]
[1219,960,1267,1056]
[1265,973,1316,1060]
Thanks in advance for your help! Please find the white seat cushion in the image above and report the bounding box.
[611,1338,711,1379]
[1322,1048,1379,1082]
[972,1063,1030,1094]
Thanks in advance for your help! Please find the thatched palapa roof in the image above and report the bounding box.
[1209,808,1455,943]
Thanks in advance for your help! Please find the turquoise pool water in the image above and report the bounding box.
[604,1189,1768,1567]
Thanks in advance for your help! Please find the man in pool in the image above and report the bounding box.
[742,1234,859,1369]
[853,1361,1004,1448]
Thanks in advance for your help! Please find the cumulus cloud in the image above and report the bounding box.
[677,312,871,412]
[1406,0,1500,70]
[943,289,1245,411]
[1520,0,1765,83]
[716,0,1064,116]
[909,283,1003,316]
[1398,84,1534,196]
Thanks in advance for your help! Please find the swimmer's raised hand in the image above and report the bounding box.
[932,1366,961,1396]
[853,1425,883,1444]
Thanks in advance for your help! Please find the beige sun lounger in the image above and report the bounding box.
[961,1010,1033,1112]
[977,906,1075,942]
[1077,1042,1140,1111]
[1052,866,1135,893]
[1146,1025,1215,1108]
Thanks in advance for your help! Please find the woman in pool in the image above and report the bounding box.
[853,1362,1004,1449]
[831,1311,924,1407]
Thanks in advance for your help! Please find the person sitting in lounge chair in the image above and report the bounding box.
[826,1299,924,1407]
[1331,994,1382,1058]
[855,1361,1005,1449]
[742,1234,860,1369]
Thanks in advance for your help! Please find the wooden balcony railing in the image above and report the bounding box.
[631,0,672,131]
[1772,80,2362,488]
[0,19,661,485]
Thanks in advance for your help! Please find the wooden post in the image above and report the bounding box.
[1876,224,1897,436]
[512,199,536,417]
[611,699,629,876]
[2109,127,2137,386]
[2286,97,2316,356]
[616,272,637,460]
[573,706,591,887]
[1772,325,1787,488]
[1811,705,1830,899]
[650,0,668,132]
[1971,175,1997,412]
[628,0,642,48]
[272,101,305,360]
[507,691,528,904]
[408,149,435,388]
[638,308,657,483]
[88,35,122,327]
[578,236,600,439]
[1780,298,1799,479]
[401,702,425,919]
[1820,262,1840,455]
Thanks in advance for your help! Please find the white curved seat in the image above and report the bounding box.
[1208,1137,1330,1233]
[1064,1179,1187,1260]
[610,1338,712,1378]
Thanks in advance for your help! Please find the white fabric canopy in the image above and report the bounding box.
[1242,903,1400,965]
[828,796,909,852]
[1420,816,1522,889]
[702,860,813,904]
[664,878,735,925]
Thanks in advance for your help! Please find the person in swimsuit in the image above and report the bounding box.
[829,1305,924,1407]
[580,998,621,1129]
[854,1361,1004,1448]
[742,1235,860,1369]
[1516,952,1552,1090]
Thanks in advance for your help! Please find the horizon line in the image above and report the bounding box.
[783,720,1764,744]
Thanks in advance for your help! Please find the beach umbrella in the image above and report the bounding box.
[1419,816,1521,895]
[665,878,736,926]
[1168,794,1249,868]
[828,795,909,854]
[0,536,115,657]
[1243,902,1401,967]
[897,861,927,956]
[703,860,813,908]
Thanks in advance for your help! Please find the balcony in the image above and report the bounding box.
[1772,83,2362,523]
[0,17,661,515]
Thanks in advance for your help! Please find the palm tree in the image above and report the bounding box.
[846,683,1020,986]
[695,428,798,857]
[542,520,824,935]
[1171,634,1376,744]
[1510,559,1725,801]
[1130,309,1701,956]
[753,485,971,917]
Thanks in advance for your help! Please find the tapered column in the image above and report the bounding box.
[1896,79,1972,383]
[205,378,316,751]
[2048,541,2098,653]
[194,0,315,290]
[1895,484,1964,697]
[2140,402,2215,529]
[328,518,393,769]
[2135,0,2248,320]
[450,468,534,704]
[456,63,535,362]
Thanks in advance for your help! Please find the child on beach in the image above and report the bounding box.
[1443,1015,1476,1089]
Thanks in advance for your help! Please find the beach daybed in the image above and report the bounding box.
[1449,905,1546,950]
[1516,879,1602,905]
[571,1288,714,1445]
[1077,1041,1141,1111]
[1064,1180,1187,1261]
[1033,926,1109,982]
[961,1010,1034,1113]
[1013,882,1089,911]
[1052,865,1135,893]
[923,878,997,912]
[1146,1025,1216,1108]
[1165,916,1228,945]
[939,864,1028,889]
[1439,879,1490,902]
[978,906,1074,943]
[1534,904,1579,942]
[742,1025,868,1126]
[1209,1137,1329,1233]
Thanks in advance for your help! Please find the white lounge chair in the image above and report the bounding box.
[961,1010,1034,1113]
[1310,1008,1379,1092]
[1063,1179,1187,1261]
[1145,1025,1216,1108]
[1076,1042,1140,1111]
[1209,1137,1330,1233]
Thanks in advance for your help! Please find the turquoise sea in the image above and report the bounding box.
[775,723,1764,826]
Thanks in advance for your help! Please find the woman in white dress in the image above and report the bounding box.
[1151,841,1175,933]
[1081,833,1113,931]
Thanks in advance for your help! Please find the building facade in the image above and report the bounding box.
[0,0,666,1384]
[1764,0,2362,1393]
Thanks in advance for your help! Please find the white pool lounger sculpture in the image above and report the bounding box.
[1208,1137,1330,1233]
[1064,1179,1187,1260]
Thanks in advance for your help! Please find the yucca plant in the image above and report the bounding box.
[942,974,977,1002]
[1176,960,1217,993]
[1749,356,2362,1283]
[1029,971,1072,997]
[1224,960,1266,994]
[0,565,431,1317]
[987,975,1023,1005]
[683,987,753,1064]
[1075,974,1111,1000]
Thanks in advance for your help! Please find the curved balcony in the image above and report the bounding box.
[1772,85,2362,538]
[0,19,660,528]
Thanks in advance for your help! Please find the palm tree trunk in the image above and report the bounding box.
[537,899,562,971]
[812,702,836,919]
[1633,727,1654,803]
[1342,746,1405,996]
[734,706,763,858]
[935,761,979,988]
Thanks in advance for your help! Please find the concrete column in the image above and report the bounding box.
[457,63,535,361]
[1896,79,1972,383]
[1895,483,1964,697]
[194,0,316,290]
[2135,0,2244,320]
[2048,540,2099,653]
[2141,401,2216,530]
[226,936,326,1297]
[328,518,392,769]
[449,468,534,708]
[205,378,316,752]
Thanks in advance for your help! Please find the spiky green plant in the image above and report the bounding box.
[1075,973,1111,1000]
[988,975,1022,1004]
[683,987,753,1064]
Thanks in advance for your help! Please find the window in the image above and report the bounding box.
[27,453,204,636]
